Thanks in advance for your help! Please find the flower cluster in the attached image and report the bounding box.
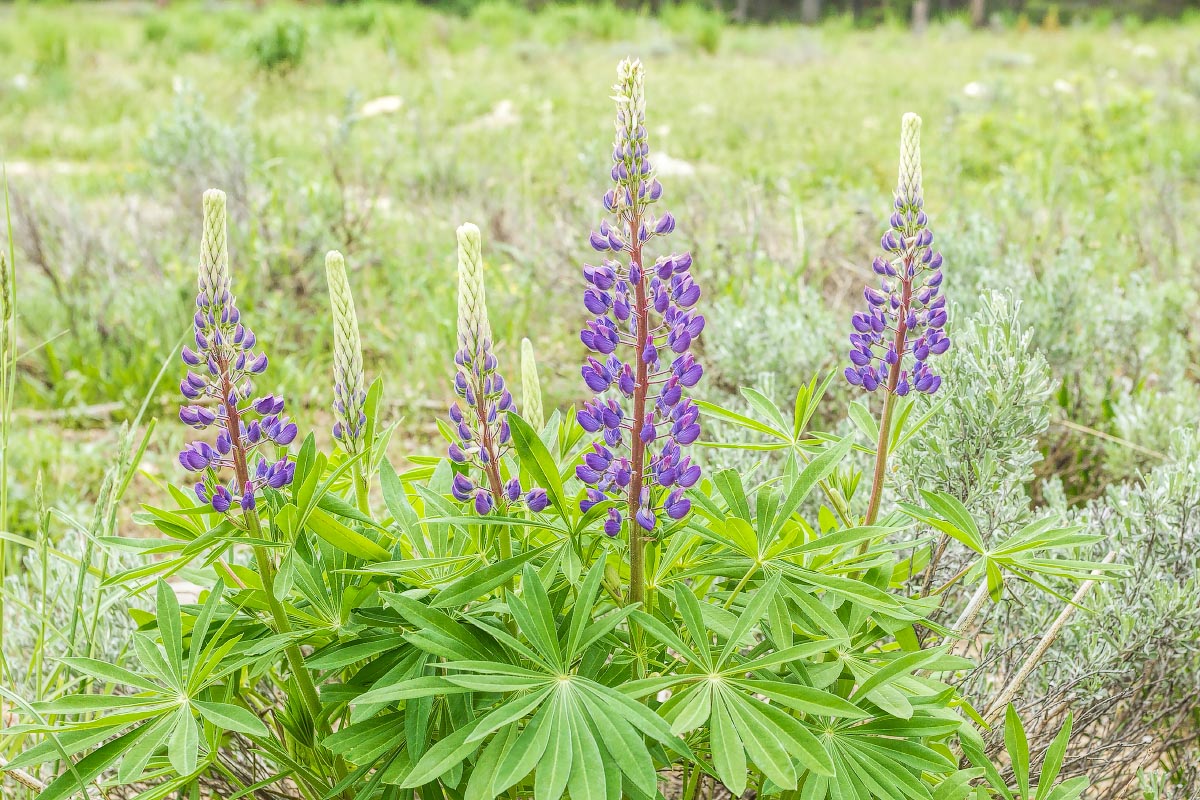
[446,223,547,514]
[845,113,948,395]
[326,250,368,452]
[178,190,298,514]
[577,59,702,537]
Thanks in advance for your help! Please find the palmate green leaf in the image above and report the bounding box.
[718,572,781,665]
[355,675,470,706]
[507,564,564,671]
[400,713,487,788]
[508,412,568,517]
[793,373,834,442]
[673,583,715,672]
[117,714,175,784]
[305,634,409,670]
[666,684,712,736]
[771,435,854,538]
[32,695,171,715]
[895,502,983,554]
[848,401,879,444]
[931,769,985,800]
[382,592,496,661]
[156,579,183,682]
[465,724,518,800]
[4,726,116,772]
[34,723,152,800]
[733,680,866,719]
[306,506,390,561]
[577,690,657,798]
[534,697,573,800]
[380,457,420,533]
[167,705,200,777]
[709,692,748,797]
[713,469,753,521]
[567,703,605,800]
[696,398,790,441]
[850,647,947,705]
[463,687,553,744]
[193,700,268,737]
[493,700,554,795]
[1036,712,1073,800]
[432,545,550,609]
[742,386,790,434]
[747,691,835,776]
[723,688,796,789]
[1004,705,1031,800]
[564,560,606,661]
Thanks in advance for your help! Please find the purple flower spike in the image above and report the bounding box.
[845,114,949,397]
[177,190,298,515]
[445,223,545,516]
[575,59,701,546]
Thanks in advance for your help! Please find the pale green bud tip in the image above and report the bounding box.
[200,188,230,299]
[520,337,544,431]
[456,222,491,350]
[325,249,346,280]
[326,249,366,451]
[898,113,923,206]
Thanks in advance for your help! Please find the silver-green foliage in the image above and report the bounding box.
[896,290,1052,534]
[979,430,1200,794]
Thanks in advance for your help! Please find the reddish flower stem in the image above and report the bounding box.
[863,252,913,526]
[217,358,325,728]
[627,213,648,607]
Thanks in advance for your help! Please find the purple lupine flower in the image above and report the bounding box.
[178,190,298,515]
[845,113,948,396]
[446,223,543,515]
[577,59,703,550]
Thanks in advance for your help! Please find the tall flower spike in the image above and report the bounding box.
[578,59,702,603]
[520,337,545,432]
[326,250,366,453]
[844,112,948,396]
[447,225,544,514]
[178,189,297,515]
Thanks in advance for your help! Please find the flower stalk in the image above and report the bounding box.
[846,113,948,525]
[578,59,703,607]
[325,249,370,514]
[179,190,322,729]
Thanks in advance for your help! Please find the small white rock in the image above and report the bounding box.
[360,95,404,117]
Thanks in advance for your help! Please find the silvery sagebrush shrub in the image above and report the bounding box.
[2,60,1117,800]
[967,428,1200,798]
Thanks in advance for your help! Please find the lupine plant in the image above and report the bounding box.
[579,58,703,605]
[4,60,1118,800]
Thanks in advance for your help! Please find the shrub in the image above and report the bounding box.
[249,15,308,75]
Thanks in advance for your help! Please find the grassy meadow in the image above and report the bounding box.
[1,1,1198,529]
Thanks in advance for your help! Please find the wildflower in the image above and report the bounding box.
[326,250,367,452]
[446,224,544,513]
[845,113,948,396]
[178,190,297,514]
[578,59,702,601]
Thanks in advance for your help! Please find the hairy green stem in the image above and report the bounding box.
[352,462,370,516]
